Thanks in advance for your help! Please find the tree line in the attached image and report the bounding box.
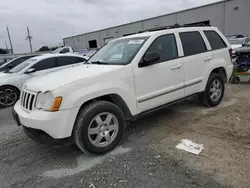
[0,46,61,54]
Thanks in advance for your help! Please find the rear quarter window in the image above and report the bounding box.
[179,31,207,56]
[204,30,227,50]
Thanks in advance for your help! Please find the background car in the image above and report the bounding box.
[229,37,250,50]
[0,55,37,73]
[0,54,87,107]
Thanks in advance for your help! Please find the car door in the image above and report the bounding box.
[178,31,208,97]
[133,34,185,112]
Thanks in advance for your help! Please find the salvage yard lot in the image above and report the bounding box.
[0,84,250,188]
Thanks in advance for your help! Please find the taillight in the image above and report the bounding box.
[229,48,233,61]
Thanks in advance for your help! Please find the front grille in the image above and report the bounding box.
[21,90,36,111]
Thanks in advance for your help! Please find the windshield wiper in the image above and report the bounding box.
[91,61,109,65]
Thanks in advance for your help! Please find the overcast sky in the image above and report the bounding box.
[0,0,220,53]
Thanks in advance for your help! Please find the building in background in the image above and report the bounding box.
[63,0,250,51]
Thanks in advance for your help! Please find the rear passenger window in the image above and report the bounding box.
[32,58,56,71]
[146,34,178,63]
[204,31,227,50]
[75,57,87,62]
[57,56,80,67]
[180,31,207,56]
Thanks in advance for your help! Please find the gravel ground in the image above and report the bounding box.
[0,84,249,188]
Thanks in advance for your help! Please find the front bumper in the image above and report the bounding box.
[13,100,79,139]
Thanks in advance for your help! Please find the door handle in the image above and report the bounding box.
[204,56,212,61]
[171,64,182,70]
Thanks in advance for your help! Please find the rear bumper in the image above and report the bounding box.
[13,100,80,139]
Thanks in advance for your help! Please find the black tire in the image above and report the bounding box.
[0,86,20,107]
[200,73,225,107]
[73,101,126,155]
[230,76,240,84]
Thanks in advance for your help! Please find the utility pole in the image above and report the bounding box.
[26,26,33,52]
[6,26,14,53]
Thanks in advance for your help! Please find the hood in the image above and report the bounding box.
[231,44,242,49]
[235,46,250,53]
[0,72,19,78]
[0,72,9,77]
[25,64,123,92]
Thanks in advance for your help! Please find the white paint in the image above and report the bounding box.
[176,139,204,155]
[43,147,131,178]
[15,27,233,142]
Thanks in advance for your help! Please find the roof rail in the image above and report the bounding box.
[138,23,211,33]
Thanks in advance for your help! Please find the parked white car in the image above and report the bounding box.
[229,37,250,50]
[0,54,87,107]
[13,26,233,154]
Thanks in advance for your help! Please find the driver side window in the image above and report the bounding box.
[146,34,178,64]
[31,58,57,71]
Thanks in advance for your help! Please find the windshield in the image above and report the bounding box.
[9,58,37,73]
[88,37,148,65]
[0,58,15,68]
[0,56,35,70]
[52,47,63,53]
[244,38,250,45]
[229,39,243,45]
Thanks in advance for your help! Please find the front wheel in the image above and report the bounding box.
[0,86,19,107]
[200,73,225,107]
[73,101,126,155]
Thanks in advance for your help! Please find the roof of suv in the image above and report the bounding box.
[30,53,85,61]
[118,26,217,39]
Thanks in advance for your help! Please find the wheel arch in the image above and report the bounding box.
[77,93,133,121]
[210,67,227,83]
[201,66,228,92]
[0,85,21,95]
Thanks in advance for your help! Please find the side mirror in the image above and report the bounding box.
[242,43,246,47]
[25,68,36,74]
[139,51,160,67]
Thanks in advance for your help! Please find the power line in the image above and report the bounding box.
[6,26,14,53]
[26,26,33,52]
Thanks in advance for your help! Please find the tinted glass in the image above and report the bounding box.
[180,31,207,56]
[57,56,85,67]
[32,58,56,71]
[60,48,70,53]
[204,31,227,50]
[75,57,87,62]
[9,58,37,73]
[146,34,178,63]
[244,38,250,44]
[8,56,35,68]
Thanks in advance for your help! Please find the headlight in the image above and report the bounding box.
[35,91,62,111]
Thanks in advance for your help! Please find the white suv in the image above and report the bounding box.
[0,54,87,107]
[13,27,233,154]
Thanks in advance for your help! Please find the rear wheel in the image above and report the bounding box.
[230,76,240,84]
[0,86,19,107]
[73,101,125,155]
[200,73,225,107]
